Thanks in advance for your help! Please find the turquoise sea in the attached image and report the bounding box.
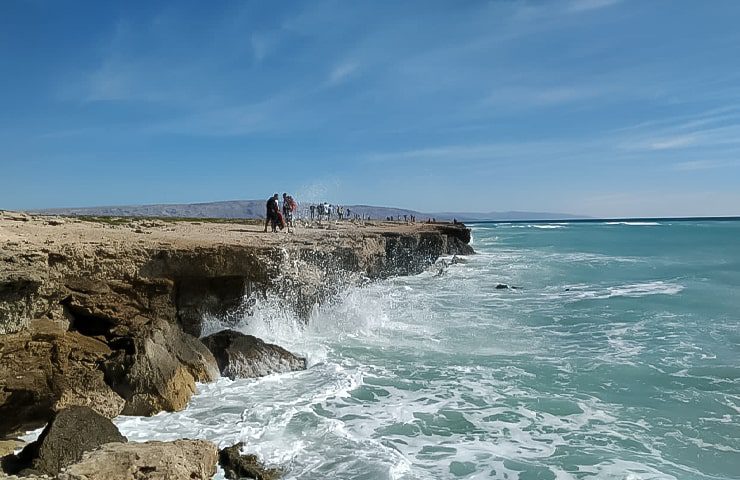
[117,220,740,479]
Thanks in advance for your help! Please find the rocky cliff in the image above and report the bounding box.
[0,212,473,441]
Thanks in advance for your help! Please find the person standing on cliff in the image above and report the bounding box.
[282,192,297,233]
[264,193,279,233]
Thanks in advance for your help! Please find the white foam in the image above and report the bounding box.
[551,281,684,301]
[605,221,661,226]
[108,230,731,479]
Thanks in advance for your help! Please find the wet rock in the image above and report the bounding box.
[177,276,248,337]
[201,330,306,380]
[495,284,520,290]
[104,319,218,416]
[0,438,25,458]
[219,442,282,480]
[3,406,126,476]
[439,223,474,255]
[58,439,217,480]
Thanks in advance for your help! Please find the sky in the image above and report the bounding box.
[1,0,740,217]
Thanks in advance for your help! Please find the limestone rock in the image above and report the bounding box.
[219,442,282,480]
[0,320,122,437]
[58,439,218,480]
[202,330,306,380]
[52,367,125,419]
[0,270,44,335]
[61,277,177,339]
[104,320,218,416]
[4,406,126,476]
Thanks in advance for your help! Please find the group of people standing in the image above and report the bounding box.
[264,193,297,233]
[309,203,351,221]
[264,194,371,233]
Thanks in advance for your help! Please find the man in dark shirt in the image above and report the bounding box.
[264,193,279,232]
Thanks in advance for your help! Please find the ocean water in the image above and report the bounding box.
[116,220,740,479]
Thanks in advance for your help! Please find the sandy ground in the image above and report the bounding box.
[0,211,448,251]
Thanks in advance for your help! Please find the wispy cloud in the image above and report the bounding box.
[672,159,740,171]
[327,61,359,86]
[616,103,740,154]
[648,135,697,150]
[484,84,610,110]
[568,0,623,13]
[250,32,278,62]
[363,139,607,166]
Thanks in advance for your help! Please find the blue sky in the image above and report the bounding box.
[2,0,740,217]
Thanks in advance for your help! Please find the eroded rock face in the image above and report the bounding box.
[0,319,124,437]
[219,442,282,480]
[201,330,306,380]
[0,269,44,335]
[62,276,177,339]
[104,319,219,416]
[58,439,218,480]
[1,217,473,436]
[3,406,127,476]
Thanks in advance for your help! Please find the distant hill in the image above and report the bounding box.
[32,200,586,222]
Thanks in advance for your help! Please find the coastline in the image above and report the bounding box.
[0,211,473,478]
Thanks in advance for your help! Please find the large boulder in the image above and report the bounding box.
[104,319,219,416]
[2,406,127,476]
[58,439,218,480]
[219,442,282,480]
[0,319,125,437]
[201,330,306,380]
[62,275,219,416]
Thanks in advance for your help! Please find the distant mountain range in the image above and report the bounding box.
[32,200,586,222]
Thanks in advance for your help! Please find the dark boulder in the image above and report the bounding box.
[2,406,127,476]
[219,442,282,480]
[201,330,306,380]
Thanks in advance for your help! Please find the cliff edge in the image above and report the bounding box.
[0,212,473,440]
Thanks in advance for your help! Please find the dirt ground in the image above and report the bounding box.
[0,211,448,251]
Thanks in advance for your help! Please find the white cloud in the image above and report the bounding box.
[568,0,623,13]
[327,62,359,86]
[648,135,697,150]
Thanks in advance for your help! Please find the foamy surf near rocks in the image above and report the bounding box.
[202,330,306,380]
